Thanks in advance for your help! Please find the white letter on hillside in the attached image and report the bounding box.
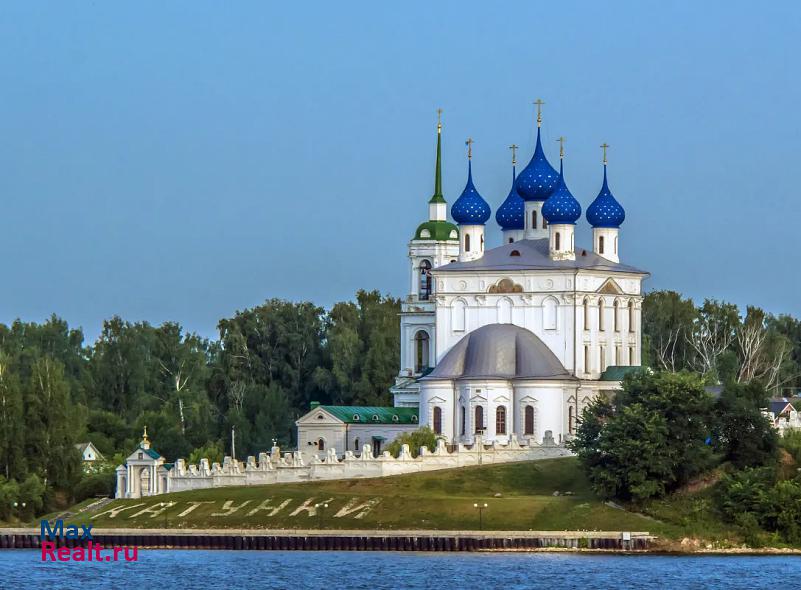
[128,502,177,519]
[211,500,252,517]
[93,504,145,520]
[333,498,381,520]
[246,498,291,517]
[177,501,215,518]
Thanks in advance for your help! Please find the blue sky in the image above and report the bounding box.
[1,1,799,341]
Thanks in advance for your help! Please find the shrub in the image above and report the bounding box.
[386,427,438,458]
[74,471,116,502]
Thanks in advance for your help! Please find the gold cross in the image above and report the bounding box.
[534,98,545,127]
[556,136,566,158]
[437,108,443,131]
[465,137,474,159]
[509,144,519,166]
[600,142,609,165]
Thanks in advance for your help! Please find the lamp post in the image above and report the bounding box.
[473,502,487,531]
[12,501,26,521]
[315,502,329,529]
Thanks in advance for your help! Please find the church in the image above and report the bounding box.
[296,103,648,456]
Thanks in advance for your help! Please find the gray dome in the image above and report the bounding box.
[425,324,573,380]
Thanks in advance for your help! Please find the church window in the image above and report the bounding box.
[452,300,466,332]
[354,438,360,451]
[508,237,514,244]
[629,346,636,365]
[418,260,432,301]
[583,298,590,330]
[318,438,325,451]
[598,300,605,331]
[531,211,537,230]
[496,406,507,435]
[555,232,561,251]
[414,331,430,373]
[510,250,520,257]
[480,234,484,251]
[475,406,484,434]
[524,405,535,435]
[600,346,606,370]
[542,216,548,229]
[543,297,557,330]
[614,300,620,331]
[599,235,605,254]
[138,452,143,460]
[568,406,575,434]
[628,301,635,332]
[497,298,512,324]
[465,234,471,252]
[461,406,466,436]
[433,406,442,435]
[584,345,590,373]
[615,346,621,365]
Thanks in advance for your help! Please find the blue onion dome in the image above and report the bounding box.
[451,161,491,224]
[586,165,625,228]
[515,128,560,202]
[542,160,582,224]
[495,166,524,230]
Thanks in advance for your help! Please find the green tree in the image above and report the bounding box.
[642,291,698,372]
[386,427,438,458]
[569,371,714,502]
[713,381,778,468]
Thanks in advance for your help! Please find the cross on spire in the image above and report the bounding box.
[465,137,474,159]
[509,144,518,166]
[557,136,566,159]
[600,142,609,165]
[534,98,545,128]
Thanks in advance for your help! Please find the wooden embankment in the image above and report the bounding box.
[0,528,652,552]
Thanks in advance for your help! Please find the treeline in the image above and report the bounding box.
[0,290,399,515]
[643,291,801,393]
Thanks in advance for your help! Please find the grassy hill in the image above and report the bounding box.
[61,458,743,543]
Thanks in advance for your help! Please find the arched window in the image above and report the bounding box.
[599,235,605,254]
[629,346,636,365]
[598,299,605,331]
[414,331,430,373]
[583,298,590,330]
[480,234,484,251]
[497,298,512,324]
[584,345,590,374]
[542,217,548,229]
[354,438,360,451]
[452,299,466,332]
[555,232,561,250]
[568,406,575,434]
[318,438,325,451]
[628,301,635,333]
[524,405,535,435]
[461,406,466,436]
[508,237,514,244]
[418,260,432,300]
[615,345,621,365]
[613,300,620,332]
[543,297,558,330]
[600,346,606,370]
[465,233,471,252]
[496,406,507,435]
[531,210,537,230]
[474,406,484,434]
[433,406,442,435]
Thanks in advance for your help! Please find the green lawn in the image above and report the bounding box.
[66,458,740,542]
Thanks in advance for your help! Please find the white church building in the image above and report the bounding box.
[297,105,648,453]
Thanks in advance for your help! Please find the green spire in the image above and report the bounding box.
[429,109,446,204]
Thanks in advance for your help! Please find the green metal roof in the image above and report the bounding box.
[139,444,161,459]
[600,365,646,381]
[318,405,419,425]
[414,220,459,241]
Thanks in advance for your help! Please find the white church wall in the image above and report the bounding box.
[140,437,573,498]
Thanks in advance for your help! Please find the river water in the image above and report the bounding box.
[1,549,799,589]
